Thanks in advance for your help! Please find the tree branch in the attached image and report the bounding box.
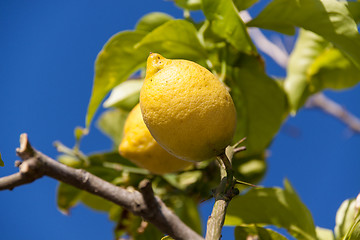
[0,133,204,240]
[240,11,289,68]
[205,153,236,240]
[306,93,360,133]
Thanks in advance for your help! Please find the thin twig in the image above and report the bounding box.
[0,133,204,240]
[306,93,360,133]
[205,153,235,240]
[240,11,289,68]
[241,11,360,135]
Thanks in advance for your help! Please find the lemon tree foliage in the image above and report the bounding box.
[335,198,360,240]
[54,0,360,239]
[225,180,317,240]
[234,225,288,240]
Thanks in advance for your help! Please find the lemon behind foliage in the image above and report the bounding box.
[119,104,192,174]
[140,53,237,162]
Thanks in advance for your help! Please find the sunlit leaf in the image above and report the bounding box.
[343,218,360,240]
[248,0,360,68]
[232,152,267,185]
[285,29,360,113]
[80,191,115,212]
[97,108,129,148]
[161,236,175,240]
[57,183,82,215]
[335,198,358,239]
[135,20,207,60]
[174,0,201,10]
[284,29,328,113]
[202,0,256,53]
[136,12,173,33]
[226,55,287,156]
[58,154,83,168]
[308,48,360,92]
[225,180,317,240]
[316,227,335,240]
[103,79,143,110]
[86,31,148,128]
[235,225,288,240]
[74,126,88,148]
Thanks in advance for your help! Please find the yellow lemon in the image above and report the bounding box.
[140,53,237,162]
[119,104,192,174]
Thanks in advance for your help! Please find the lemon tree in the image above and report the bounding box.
[53,0,360,239]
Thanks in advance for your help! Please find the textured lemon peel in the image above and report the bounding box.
[140,53,237,162]
[119,104,192,174]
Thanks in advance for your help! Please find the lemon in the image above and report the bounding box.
[119,104,192,174]
[140,53,237,162]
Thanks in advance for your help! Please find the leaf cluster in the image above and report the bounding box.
[56,0,360,239]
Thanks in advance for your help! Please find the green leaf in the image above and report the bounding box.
[232,152,267,185]
[343,218,360,240]
[0,153,4,167]
[86,31,148,128]
[136,12,173,33]
[233,0,259,11]
[58,154,83,168]
[348,2,360,23]
[173,196,202,234]
[87,151,149,175]
[284,29,328,113]
[97,108,129,148]
[202,0,256,53]
[161,236,175,240]
[80,191,115,212]
[284,29,360,113]
[86,165,125,183]
[174,0,201,10]
[316,227,335,240]
[57,183,82,214]
[88,151,136,166]
[226,55,288,156]
[248,0,360,68]
[335,198,358,239]
[225,180,317,240]
[135,19,207,60]
[132,221,165,240]
[103,79,143,110]
[308,48,360,92]
[234,225,288,240]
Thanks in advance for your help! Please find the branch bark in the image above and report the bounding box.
[0,133,204,240]
[205,152,236,240]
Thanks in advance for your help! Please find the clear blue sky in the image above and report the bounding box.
[1,1,359,239]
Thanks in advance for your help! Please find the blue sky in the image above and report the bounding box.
[1,1,359,239]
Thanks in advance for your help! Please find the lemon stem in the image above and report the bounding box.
[205,152,235,240]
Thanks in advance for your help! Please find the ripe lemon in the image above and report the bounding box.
[119,104,192,174]
[140,53,237,162]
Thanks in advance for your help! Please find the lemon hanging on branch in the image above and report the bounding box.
[140,53,237,162]
[119,103,192,174]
